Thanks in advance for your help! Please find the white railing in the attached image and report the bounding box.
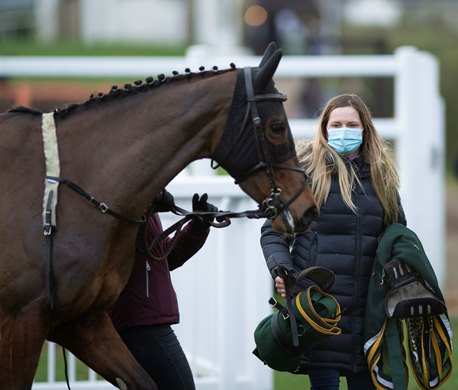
[0,47,444,389]
[32,343,111,389]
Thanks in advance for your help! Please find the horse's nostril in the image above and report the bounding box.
[293,206,319,233]
[305,206,319,220]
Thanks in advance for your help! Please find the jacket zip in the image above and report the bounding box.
[353,186,362,373]
[145,260,151,298]
[309,232,318,267]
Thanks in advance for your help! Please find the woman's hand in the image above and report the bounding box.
[275,276,286,297]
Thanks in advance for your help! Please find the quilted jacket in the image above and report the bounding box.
[260,156,406,374]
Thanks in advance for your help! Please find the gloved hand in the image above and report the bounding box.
[154,188,175,212]
[192,193,218,227]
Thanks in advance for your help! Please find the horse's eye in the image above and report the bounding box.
[271,122,284,134]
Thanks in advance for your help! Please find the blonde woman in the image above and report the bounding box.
[260,94,406,390]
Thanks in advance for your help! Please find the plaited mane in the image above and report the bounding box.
[8,64,238,118]
[58,64,236,118]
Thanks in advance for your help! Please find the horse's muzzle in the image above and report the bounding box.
[277,204,319,234]
[296,205,319,233]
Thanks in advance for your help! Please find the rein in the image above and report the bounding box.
[145,202,271,261]
[44,174,297,264]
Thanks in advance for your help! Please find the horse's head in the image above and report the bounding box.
[213,42,318,233]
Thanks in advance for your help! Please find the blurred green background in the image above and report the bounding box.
[1,1,457,172]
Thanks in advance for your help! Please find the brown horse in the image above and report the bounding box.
[0,43,317,389]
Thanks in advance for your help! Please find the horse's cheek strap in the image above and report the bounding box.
[244,67,278,192]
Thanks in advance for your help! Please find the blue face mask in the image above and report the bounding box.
[327,128,363,156]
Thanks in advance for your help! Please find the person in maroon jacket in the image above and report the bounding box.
[109,189,218,390]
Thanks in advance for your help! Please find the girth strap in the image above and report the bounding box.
[243,67,278,193]
[41,112,60,310]
[44,190,55,310]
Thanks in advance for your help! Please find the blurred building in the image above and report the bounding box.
[36,0,191,46]
[243,0,342,55]
[0,0,373,53]
[0,0,243,48]
[0,0,35,39]
[1,0,458,51]
[2,0,456,118]
[0,0,390,115]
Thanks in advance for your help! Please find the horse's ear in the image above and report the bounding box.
[258,42,277,68]
[254,49,283,91]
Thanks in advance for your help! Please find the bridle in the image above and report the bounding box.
[212,67,309,228]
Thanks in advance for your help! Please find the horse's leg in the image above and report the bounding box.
[47,310,157,390]
[0,312,46,389]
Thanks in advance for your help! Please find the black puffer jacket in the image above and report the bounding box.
[260,157,406,374]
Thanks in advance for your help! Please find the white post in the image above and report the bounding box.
[192,0,220,47]
[34,0,59,41]
[191,0,248,55]
[395,47,445,285]
[79,0,114,43]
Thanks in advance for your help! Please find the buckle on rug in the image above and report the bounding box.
[383,258,446,318]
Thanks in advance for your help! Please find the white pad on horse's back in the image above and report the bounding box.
[42,112,61,228]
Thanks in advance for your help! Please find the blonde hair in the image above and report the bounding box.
[297,94,400,225]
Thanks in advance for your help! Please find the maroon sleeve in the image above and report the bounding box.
[142,213,210,270]
[141,213,171,259]
[166,221,210,270]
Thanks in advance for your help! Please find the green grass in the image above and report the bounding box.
[34,344,102,382]
[0,39,186,57]
[0,39,188,83]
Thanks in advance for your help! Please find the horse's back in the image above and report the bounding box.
[0,109,45,301]
[1,108,44,202]
[0,107,53,387]
[1,107,43,154]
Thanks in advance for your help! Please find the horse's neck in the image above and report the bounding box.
[58,71,236,214]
